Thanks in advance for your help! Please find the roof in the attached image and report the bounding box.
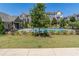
[1,16,17,22]
[0,12,17,22]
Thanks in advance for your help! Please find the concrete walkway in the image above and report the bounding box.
[0,48,79,56]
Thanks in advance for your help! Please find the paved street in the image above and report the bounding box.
[0,48,79,56]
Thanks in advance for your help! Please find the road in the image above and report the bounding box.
[0,48,79,56]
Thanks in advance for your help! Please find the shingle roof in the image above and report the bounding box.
[0,12,17,22]
[0,12,31,22]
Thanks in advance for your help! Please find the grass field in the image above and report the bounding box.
[0,34,79,48]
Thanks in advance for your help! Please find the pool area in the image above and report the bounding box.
[18,28,75,33]
[32,28,70,33]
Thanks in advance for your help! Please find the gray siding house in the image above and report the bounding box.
[0,12,31,31]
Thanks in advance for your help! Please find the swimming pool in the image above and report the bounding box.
[32,28,68,33]
[18,28,74,33]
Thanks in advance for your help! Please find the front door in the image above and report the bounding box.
[15,23,20,29]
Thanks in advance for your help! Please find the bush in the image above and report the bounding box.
[43,30,49,36]
[37,45,42,48]
[33,32,39,36]
[33,29,50,37]
[63,31,67,35]
[21,31,27,35]
[50,30,61,35]
[15,31,28,36]
[53,31,58,35]
[70,16,76,22]
[50,30,55,35]
[14,31,22,35]
[62,30,75,35]
[59,18,67,28]
[0,17,4,34]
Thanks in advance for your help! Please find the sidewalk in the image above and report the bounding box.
[0,48,79,56]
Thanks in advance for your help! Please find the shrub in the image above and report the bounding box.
[0,17,4,34]
[63,31,67,35]
[37,45,42,48]
[50,31,55,35]
[33,32,39,36]
[70,16,76,22]
[43,30,49,36]
[33,29,50,37]
[15,31,22,35]
[51,17,57,25]
[50,30,63,35]
[59,18,67,28]
[21,31,27,35]
[62,30,75,35]
[69,30,76,35]
[50,30,61,35]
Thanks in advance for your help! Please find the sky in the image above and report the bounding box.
[0,3,79,16]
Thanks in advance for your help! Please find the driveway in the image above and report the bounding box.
[0,48,79,56]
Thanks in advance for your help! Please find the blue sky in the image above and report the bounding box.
[0,3,79,16]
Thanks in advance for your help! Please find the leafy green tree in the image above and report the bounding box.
[30,3,48,28]
[69,16,77,29]
[0,17,4,34]
[43,14,50,27]
[70,16,76,22]
[30,3,50,36]
[51,17,57,25]
[59,18,67,28]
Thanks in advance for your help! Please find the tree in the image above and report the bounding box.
[69,22,76,29]
[43,14,50,27]
[70,16,76,22]
[59,18,67,28]
[30,3,50,36]
[30,3,49,28]
[70,21,79,29]
[51,17,57,25]
[0,17,4,34]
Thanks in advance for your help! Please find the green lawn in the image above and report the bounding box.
[0,34,79,48]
